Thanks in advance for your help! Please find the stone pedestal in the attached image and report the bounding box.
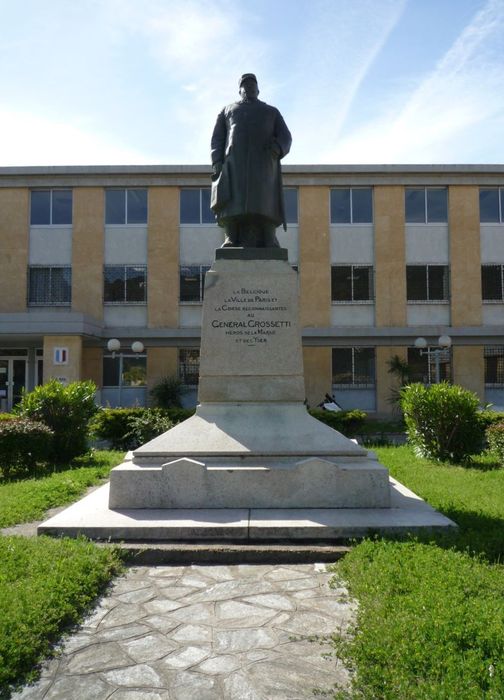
[109,250,391,510]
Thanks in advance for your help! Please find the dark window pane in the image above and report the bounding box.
[330,189,351,223]
[354,348,375,384]
[31,191,51,225]
[485,348,504,384]
[127,189,147,224]
[482,265,503,300]
[407,348,430,383]
[501,190,504,223]
[179,349,200,385]
[122,357,146,386]
[352,188,373,223]
[180,189,201,224]
[332,348,353,384]
[29,268,50,303]
[331,266,352,301]
[104,266,125,302]
[50,267,71,303]
[106,190,126,224]
[480,189,500,223]
[103,356,120,386]
[426,189,447,222]
[126,266,146,302]
[180,266,201,301]
[405,189,425,223]
[353,266,372,301]
[407,266,427,300]
[428,266,448,300]
[201,188,215,224]
[52,190,72,225]
[284,188,298,224]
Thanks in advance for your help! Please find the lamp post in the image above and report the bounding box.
[106,339,145,406]
[414,335,452,384]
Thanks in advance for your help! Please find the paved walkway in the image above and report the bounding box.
[13,562,354,699]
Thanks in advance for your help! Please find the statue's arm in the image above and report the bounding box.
[273,110,292,159]
[210,110,227,176]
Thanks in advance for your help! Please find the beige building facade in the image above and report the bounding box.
[0,164,503,414]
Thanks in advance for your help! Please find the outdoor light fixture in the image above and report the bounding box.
[106,339,145,357]
[414,335,452,384]
[131,341,145,355]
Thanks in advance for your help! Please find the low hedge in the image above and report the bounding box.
[486,421,504,466]
[90,407,195,450]
[308,408,367,437]
[0,418,54,479]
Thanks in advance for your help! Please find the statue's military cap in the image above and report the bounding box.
[239,73,257,87]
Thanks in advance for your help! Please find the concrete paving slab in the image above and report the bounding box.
[37,477,457,542]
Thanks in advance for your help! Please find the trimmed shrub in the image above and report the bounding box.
[124,409,174,449]
[486,422,504,466]
[0,418,54,478]
[0,414,16,422]
[16,380,99,464]
[90,407,194,450]
[150,376,183,408]
[309,408,367,437]
[400,382,484,463]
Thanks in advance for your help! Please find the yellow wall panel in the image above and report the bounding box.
[374,186,406,327]
[0,189,29,311]
[449,186,481,327]
[72,188,104,320]
[148,187,179,328]
[303,346,331,407]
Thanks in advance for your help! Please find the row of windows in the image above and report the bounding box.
[26,264,504,306]
[28,186,504,227]
[101,346,504,389]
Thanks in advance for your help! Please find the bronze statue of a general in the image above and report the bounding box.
[210,74,292,248]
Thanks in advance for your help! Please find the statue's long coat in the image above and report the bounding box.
[210,99,292,229]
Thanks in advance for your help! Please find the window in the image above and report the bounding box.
[482,265,504,301]
[104,266,147,303]
[105,189,147,224]
[180,188,214,224]
[406,265,449,302]
[284,188,298,224]
[330,188,372,224]
[179,348,199,385]
[331,265,374,302]
[405,188,447,223]
[30,190,72,225]
[180,265,210,302]
[28,266,71,305]
[480,188,504,223]
[485,346,504,385]
[407,347,451,384]
[332,347,375,386]
[103,354,147,387]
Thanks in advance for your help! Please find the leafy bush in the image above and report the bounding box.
[486,422,504,467]
[150,375,183,408]
[309,408,367,437]
[91,407,194,450]
[400,382,484,463]
[16,380,99,464]
[0,419,54,478]
[124,409,173,449]
[0,413,16,423]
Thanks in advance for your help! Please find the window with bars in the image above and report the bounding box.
[28,266,71,305]
[480,188,504,223]
[332,347,375,387]
[485,346,504,385]
[103,354,147,387]
[406,265,449,302]
[104,266,147,303]
[482,265,504,301]
[105,189,148,224]
[331,265,374,302]
[180,189,215,224]
[407,347,452,384]
[405,187,447,223]
[179,265,210,302]
[30,190,72,225]
[330,188,373,224]
[178,348,200,386]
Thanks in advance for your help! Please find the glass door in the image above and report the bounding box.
[0,360,8,412]
[0,358,28,411]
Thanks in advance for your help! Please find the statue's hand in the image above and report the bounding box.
[212,162,223,179]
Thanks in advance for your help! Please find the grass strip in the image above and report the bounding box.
[0,535,123,698]
[0,450,123,528]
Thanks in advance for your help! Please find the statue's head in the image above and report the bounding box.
[239,73,259,101]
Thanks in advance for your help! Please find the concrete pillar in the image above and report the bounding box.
[43,335,83,384]
[303,347,332,408]
[0,188,29,311]
[81,347,102,388]
[376,346,408,415]
[148,187,180,328]
[452,346,484,401]
[374,186,406,327]
[449,186,482,327]
[72,188,104,320]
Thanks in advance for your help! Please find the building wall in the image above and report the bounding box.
[0,188,29,312]
[147,347,179,402]
[148,187,180,328]
[72,188,104,320]
[303,347,331,407]
[43,335,83,384]
[453,346,485,401]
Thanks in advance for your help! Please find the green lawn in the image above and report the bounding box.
[331,446,504,700]
[0,450,124,698]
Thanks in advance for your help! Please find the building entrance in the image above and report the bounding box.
[0,354,27,412]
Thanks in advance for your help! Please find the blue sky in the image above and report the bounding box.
[1,0,503,165]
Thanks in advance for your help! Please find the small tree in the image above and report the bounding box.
[150,376,183,409]
[400,382,484,463]
[387,354,412,412]
[16,380,99,463]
